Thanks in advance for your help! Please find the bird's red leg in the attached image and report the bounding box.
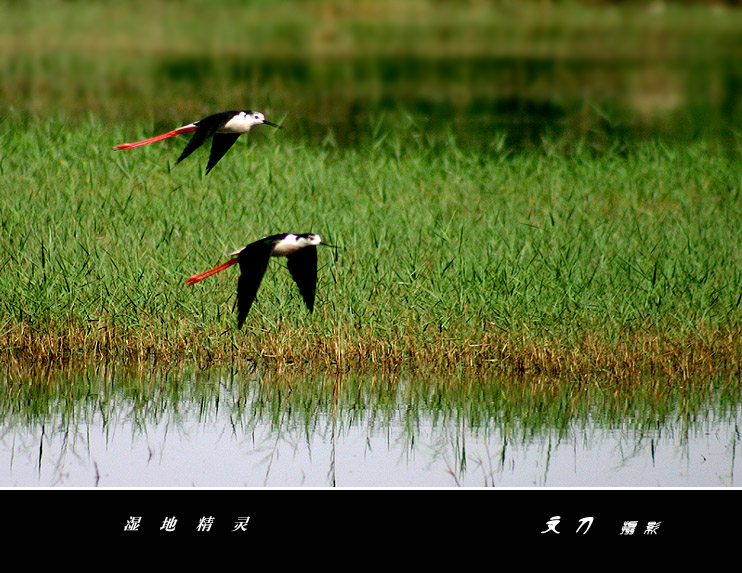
[114,125,198,150]
[186,257,239,286]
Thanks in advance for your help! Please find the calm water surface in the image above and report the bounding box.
[1,365,739,487]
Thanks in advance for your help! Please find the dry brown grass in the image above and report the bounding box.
[3,319,740,381]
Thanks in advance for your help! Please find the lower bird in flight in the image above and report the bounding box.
[114,110,281,173]
[186,233,338,328]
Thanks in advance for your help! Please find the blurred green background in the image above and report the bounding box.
[3,0,742,150]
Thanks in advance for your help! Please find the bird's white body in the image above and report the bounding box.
[271,233,323,256]
[229,234,323,258]
[221,111,270,133]
[177,111,268,135]
[271,234,323,256]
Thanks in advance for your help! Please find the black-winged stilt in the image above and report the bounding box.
[114,110,281,173]
[186,233,337,328]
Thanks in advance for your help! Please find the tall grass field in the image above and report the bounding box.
[2,115,741,377]
[3,0,742,378]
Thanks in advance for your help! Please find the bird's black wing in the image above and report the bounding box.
[175,112,232,165]
[236,241,274,328]
[286,246,318,313]
[206,133,240,173]
[176,127,215,165]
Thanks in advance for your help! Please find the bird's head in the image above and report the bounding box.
[244,111,282,129]
[299,234,337,249]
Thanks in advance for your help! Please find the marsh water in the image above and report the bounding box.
[1,363,739,487]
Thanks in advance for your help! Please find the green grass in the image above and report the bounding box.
[2,114,742,376]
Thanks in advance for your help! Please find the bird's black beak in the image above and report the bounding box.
[262,120,282,129]
[320,242,339,249]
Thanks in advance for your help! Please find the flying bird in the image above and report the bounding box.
[114,110,281,173]
[186,233,338,328]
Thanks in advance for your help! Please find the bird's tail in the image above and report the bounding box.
[186,257,239,286]
[114,124,198,150]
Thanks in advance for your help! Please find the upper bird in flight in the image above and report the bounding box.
[186,233,338,328]
[114,110,282,173]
